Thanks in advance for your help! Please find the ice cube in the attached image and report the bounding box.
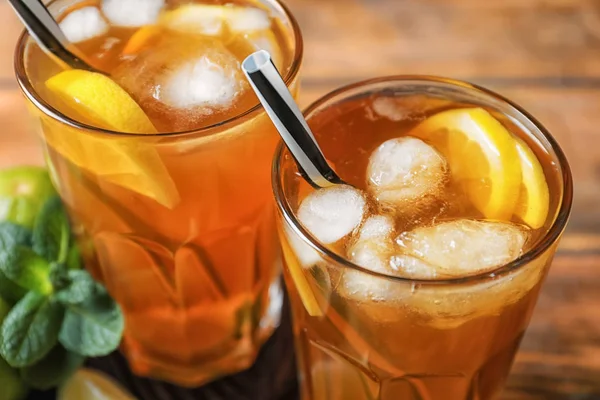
[102,0,165,27]
[393,220,540,329]
[161,55,239,109]
[59,7,109,44]
[371,97,410,122]
[160,4,226,36]
[389,255,438,279]
[227,7,271,32]
[297,185,367,245]
[339,215,397,302]
[112,33,247,131]
[357,215,394,241]
[395,219,529,278]
[369,96,454,122]
[159,5,270,36]
[367,137,448,215]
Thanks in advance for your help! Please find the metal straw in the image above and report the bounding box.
[8,0,96,71]
[242,50,343,188]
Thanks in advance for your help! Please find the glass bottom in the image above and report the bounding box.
[80,282,298,400]
[122,280,284,387]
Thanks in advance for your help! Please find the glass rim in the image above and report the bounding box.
[13,0,304,138]
[272,75,574,286]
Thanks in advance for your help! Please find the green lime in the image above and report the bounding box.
[0,167,56,229]
[0,358,28,400]
[0,295,29,400]
[58,369,136,400]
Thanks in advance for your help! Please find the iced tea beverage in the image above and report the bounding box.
[15,0,301,386]
[274,77,572,399]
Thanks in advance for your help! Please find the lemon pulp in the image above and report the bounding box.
[410,108,522,221]
[513,136,550,229]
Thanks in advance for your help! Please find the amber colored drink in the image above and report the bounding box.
[273,77,572,399]
[15,0,301,386]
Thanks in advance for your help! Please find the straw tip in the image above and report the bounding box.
[242,50,271,74]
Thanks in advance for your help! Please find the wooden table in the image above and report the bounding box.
[0,0,599,398]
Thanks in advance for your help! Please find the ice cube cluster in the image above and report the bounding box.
[57,1,282,131]
[290,136,537,326]
[112,33,248,131]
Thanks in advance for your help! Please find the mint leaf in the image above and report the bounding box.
[0,223,33,302]
[0,246,52,295]
[1,292,64,367]
[20,345,84,390]
[0,270,27,304]
[0,222,31,247]
[32,196,70,263]
[59,286,124,357]
[55,270,96,306]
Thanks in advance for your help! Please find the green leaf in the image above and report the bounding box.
[55,270,96,306]
[0,222,32,248]
[66,245,82,270]
[0,246,52,295]
[32,196,70,263]
[0,223,34,302]
[59,286,124,357]
[0,292,64,368]
[0,270,27,305]
[20,345,84,390]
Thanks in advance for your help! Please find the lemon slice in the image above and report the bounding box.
[513,137,549,228]
[44,70,179,209]
[410,108,521,220]
[45,70,155,133]
[58,369,136,400]
[122,26,162,56]
[280,226,323,317]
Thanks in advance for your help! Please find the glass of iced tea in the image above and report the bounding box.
[14,0,302,386]
[274,76,572,400]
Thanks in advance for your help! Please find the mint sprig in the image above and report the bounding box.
[0,194,124,389]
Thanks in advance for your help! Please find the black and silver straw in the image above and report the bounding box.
[242,50,343,188]
[8,0,95,71]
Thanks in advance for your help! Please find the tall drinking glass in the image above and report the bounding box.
[15,0,302,387]
[273,77,572,400]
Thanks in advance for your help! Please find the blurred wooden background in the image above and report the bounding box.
[1,0,599,398]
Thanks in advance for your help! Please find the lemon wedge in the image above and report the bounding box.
[513,137,549,228]
[45,70,155,133]
[58,369,136,400]
[122,26,162,56]
[44,70,179,208]
[280,226,324,317]
[410,108,521,220]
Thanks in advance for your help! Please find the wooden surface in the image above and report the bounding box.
[1,0,599,398]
